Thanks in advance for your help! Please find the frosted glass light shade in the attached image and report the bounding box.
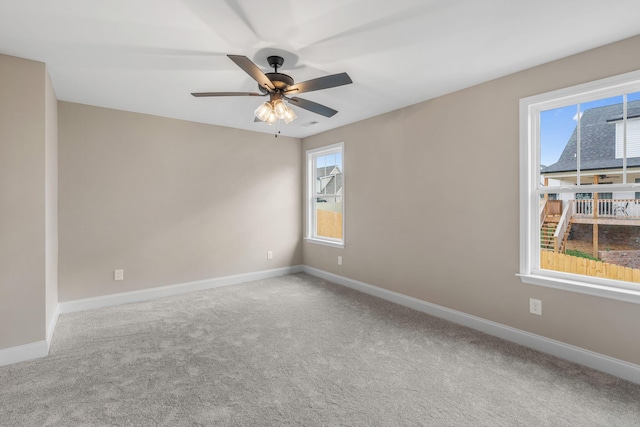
[255,99,296,124]
[254,102,272,122]
[265,110,278,125]
[283,106,297,124]
[272,99,287,119]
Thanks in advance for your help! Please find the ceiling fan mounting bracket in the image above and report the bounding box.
[267,55,284,72]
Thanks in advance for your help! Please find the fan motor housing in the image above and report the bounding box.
[259,73,294,94]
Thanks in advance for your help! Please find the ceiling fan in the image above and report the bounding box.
[191,54,353,124]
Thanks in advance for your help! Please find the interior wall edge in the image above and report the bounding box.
[46,305,59,345]
[0,52,48,349]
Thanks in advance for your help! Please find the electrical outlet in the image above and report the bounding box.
[267,251,273,260]
[337,256,342,265]
[114,269,124,281]
[529,298,542,315]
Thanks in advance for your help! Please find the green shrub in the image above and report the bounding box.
[565,249,600,261]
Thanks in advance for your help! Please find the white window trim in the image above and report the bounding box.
[519,69,640,304]
[305,142,345,248]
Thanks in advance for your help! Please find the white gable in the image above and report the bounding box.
[615,118,640,158]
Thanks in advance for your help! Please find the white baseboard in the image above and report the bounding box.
[303,266,640,385]
[1,306,59,367]
[0,340,49,367]
[1,265,302,367]
[46,304,60,346]
[5,264,639,385]
[59,265,303,314]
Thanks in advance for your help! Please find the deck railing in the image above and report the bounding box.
[539,199,547,227]
[573,199,640,220]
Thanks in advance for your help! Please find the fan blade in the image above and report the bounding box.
[227,55,275,91]
[288,97,338,117]
[191,92,263,97]
[284,72,352,95]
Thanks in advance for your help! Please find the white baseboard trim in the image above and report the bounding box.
[46,304,60,346]
[1,305,60,367]
[1,266,303,367]
[6,264,639,385]
[59,265,304,314]
[302,266,640,385]
[0,340,49,367]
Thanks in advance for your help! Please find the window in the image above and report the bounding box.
[306,143,344,247]
[520,70,640,303]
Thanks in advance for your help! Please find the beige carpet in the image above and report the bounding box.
[1,273,639,426]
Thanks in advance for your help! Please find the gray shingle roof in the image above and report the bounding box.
[542,100,640,174]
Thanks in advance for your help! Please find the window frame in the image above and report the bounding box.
[519,70,640,304]
[305,142,345,248]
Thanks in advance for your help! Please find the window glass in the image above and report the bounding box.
[579,96,622,184]
[540,105,577,188]
[307,144,344,245]
[522,72,640,301]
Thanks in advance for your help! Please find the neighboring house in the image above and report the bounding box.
[540,100,640,255]
[542,99,640,195]
[316,165,343,201]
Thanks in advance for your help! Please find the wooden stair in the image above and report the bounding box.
[541,215,572,253]
[540,221,557,251]
[558,222,572,253]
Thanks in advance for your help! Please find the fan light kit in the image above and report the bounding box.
[255,95,297,124]
[192,54,352,127]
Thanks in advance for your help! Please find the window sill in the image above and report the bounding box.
[517,273,640,305]
[304,237,344,249]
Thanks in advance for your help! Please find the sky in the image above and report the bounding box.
[316,152,342,168]
[540,92,640,167]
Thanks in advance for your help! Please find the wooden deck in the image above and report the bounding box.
[570,217,640,226]
[540,199,640,256]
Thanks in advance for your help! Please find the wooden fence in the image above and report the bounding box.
[540,250,640,283]
[317,209,342,239]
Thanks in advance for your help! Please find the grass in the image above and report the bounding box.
[565,249,600,261]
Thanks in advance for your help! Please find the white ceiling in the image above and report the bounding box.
[1,0,639,138]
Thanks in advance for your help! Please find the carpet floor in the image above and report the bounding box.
[1,273,639,426]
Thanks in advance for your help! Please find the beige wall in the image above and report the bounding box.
[58,102,302,301]
[4,34,640,368]
[45,70,58,335]
[302,35,640,365]
[0,54,47,349]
